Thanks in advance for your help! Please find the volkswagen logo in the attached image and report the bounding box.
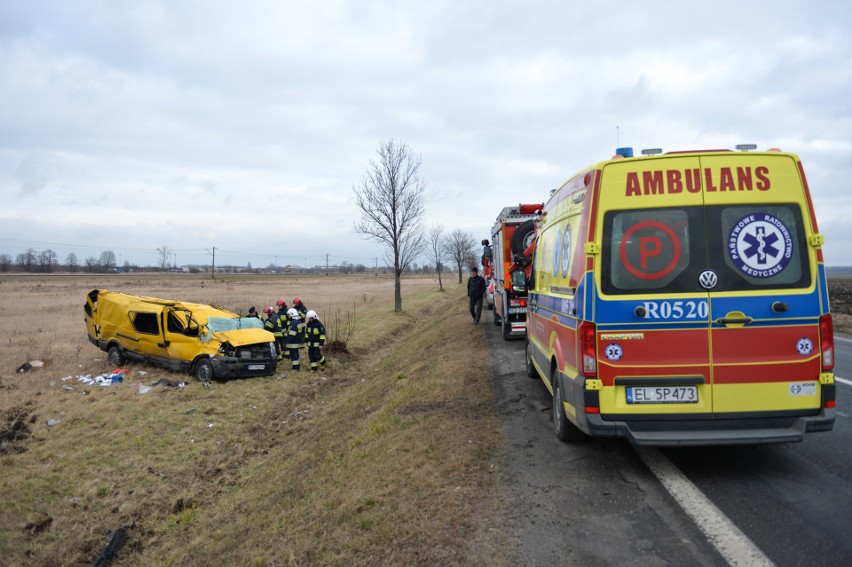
[698,270,718,290]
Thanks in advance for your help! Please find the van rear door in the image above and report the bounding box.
[700,153,823,416]
[596,155,713,419]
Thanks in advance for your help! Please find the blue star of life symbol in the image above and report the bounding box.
[742,226,781,265]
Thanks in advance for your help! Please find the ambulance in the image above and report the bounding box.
[525,146,835,445]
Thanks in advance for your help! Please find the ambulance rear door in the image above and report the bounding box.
[700,153,824,417]
[595,155,714,420]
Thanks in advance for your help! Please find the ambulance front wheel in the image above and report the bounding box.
[552,373,585,443]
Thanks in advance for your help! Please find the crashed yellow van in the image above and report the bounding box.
[84,289,278,382]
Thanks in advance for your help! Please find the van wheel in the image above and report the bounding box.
[525,341,538,379]
[195,359,214,384]
[107,345,123,367]
[552,373,585,442]
[501,315,511,340]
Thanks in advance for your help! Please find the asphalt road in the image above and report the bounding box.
[471,315,852,566]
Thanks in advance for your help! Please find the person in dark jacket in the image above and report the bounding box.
[293,296,308,317]
[305,310,327,371]
[467,267,487,325]
[276,299,290,360]
[263,307,284,359]
[285,308,307,371]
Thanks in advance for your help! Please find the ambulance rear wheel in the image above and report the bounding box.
[107,345,123,367]
[501,315,511,340]
[525,341,538,379]
[553,374,584,443]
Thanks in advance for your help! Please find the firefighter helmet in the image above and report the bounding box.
[287,308,299,319]
[276,298,286,307]
[306,310,317,320]
[293,296,302,305]
[263,306,274,314]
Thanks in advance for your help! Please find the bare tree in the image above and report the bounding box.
[354,139,426,312]
[38,249,57,273]
[445,229,477,284]
[99,250,117,272]
[84,256,100,272]
[16,248,37,272]
[425,224,447,291]
[156,245,172,271]
[0,254,11,272]
[65,252,78,272]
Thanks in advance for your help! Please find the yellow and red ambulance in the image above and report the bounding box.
[525,146,835,445]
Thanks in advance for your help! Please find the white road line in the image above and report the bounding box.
[635,447,775,567]
[833,335,852,344]
[836,376,852,387]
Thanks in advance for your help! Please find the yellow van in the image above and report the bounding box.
[525,147,835,445]
[84,289,278,383]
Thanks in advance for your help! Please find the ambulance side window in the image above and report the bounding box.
[708,205,810,290]
[602,208,700,295]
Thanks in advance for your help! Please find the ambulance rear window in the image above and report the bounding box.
[602,207,702,294]
[601,204,811,295]
[707,204,810,290]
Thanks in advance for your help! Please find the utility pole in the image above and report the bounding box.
[326,253,329,276]
[211,247,216,279]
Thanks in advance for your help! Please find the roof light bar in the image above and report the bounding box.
[736,144,758,152]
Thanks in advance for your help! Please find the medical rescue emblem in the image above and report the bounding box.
[698,270,718,290]
[604,343,623,361]
[728,213,793,278]
[796,338,814,356]
[561,225,572,277]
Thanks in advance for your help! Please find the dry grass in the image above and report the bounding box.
[0,273,499,566]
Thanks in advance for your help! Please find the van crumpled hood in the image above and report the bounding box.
[211,328,275,346]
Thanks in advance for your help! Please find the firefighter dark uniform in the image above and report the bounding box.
[293,296,308,317]
[247,306,261,320]
[276,300,290,360]
[285,308,306,371]
[263,307,284,359]
[305,310,327,371]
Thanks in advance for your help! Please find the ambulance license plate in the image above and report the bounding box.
[626,386,698,404]
[247,364,265,371]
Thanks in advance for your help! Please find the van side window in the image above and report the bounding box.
[602,208,698,294]
[132,312,160,335]
[167,312,186,334]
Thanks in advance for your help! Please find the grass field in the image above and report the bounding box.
[0,273,501,566]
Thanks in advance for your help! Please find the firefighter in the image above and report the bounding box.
[305,310,327,371]
[263,306,284,359]
[293,296,308,317]
[275,299,290,360]
[285,307,307,371]
[247,306,261,320]
[481,239,493,277]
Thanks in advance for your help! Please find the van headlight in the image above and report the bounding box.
[270,342,276,357]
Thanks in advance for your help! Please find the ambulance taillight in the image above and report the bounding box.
[580,321,597,377]
[820,314,834,371]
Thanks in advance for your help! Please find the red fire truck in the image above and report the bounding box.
[490,203,543,340]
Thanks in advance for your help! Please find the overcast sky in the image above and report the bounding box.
[2,1,851,268]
